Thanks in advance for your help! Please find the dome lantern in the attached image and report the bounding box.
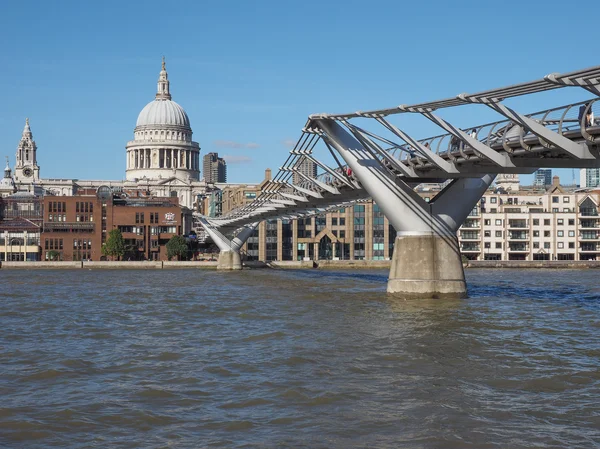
[156,56,171,100]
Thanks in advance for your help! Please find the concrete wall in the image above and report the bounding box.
[467,260,600,269]
[0,261,82,269]
[0,261,218,269]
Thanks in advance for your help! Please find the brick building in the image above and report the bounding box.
[41,191,183,261]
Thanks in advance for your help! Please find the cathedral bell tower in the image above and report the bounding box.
[15,118,40,182]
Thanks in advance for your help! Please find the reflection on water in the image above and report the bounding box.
[0,268,599,448]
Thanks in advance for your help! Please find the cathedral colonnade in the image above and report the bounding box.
[127,148,199,171]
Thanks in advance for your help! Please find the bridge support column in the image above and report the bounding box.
[197,218,258,271]
[316,118,494,298]
[389,233,465,298]
[217,250,243,271]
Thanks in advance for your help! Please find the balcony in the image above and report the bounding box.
[508,244,529,252]
[580,233,600,240]
[461,219,480,229]
[460,244,481,252]
[580,219,600,229]
[460,233,480,241]
[44,222,95,231]
[508,221,528,229]
[508,232,528,240]
[580,244,600,252]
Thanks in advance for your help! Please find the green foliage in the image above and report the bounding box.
[166,235,189,261]
[47,250,61,261]
[102,229,125,261]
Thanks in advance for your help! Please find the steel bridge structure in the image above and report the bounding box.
[196,65,600,298]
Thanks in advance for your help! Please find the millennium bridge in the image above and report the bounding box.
[195,65,600,298]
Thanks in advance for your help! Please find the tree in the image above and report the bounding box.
[166,235,189,261]
[102,229,125,261]
[47,250,61,261]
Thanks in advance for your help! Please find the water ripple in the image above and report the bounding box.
[0,268,599,448]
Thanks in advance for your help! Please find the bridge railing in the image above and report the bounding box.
[360,98,600,170]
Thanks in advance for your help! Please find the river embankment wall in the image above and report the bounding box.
[2,260,600,270]
[0,261,219,269]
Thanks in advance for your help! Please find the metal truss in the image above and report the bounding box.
[195,65,600,234]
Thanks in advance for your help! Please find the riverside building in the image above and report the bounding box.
[40,191,182,261]
[211,174,600,263]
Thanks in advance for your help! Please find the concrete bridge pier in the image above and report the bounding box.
[316,118,494,298]
[217,250,243,270]
[198,218,257,271]
[388,232,467,298]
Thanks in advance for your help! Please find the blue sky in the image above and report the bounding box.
[0,0,593,184]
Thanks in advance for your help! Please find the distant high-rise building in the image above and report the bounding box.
[533,169,552,188]
[293,157,318,185]
[580,168,600,189]
[203,152,227,183]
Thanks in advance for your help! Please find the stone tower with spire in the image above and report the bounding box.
[0,156,16,197]
[15,118,40,182]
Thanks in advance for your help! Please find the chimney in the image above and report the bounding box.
[552,175,560,188]
[265,168,272,181]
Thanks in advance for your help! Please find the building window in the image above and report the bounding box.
[533,242,539,249]
[533,231,539,237]
[557,219,564,225]
[563,208,570,213]
[569,242,575,249]
[558,242,564,249]
[533,219,539,226]
[557,231,564,237]
[552,196,559,203]
[495,231,502,237]
[544,219,551,226]
[484,231,491,237]
[544,242,551,249]
[490,197,497,204]
[495,219,502,225]
[339,218,345,226]
[568,219,575,226]
[563,196,569,203]
[484,242,490,249]
[569,230,575,237]
[332,217,338,226]
[484,219,491,226]
[552,208,559,213]
[544,231,550,237]
[495,242,502,249]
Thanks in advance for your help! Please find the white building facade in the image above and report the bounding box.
[459,180,600,261]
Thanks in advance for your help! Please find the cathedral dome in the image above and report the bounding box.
[136,99,190,128]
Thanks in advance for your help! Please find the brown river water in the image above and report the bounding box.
[0,268,599,448]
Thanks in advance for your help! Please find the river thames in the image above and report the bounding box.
[1,268,599,448]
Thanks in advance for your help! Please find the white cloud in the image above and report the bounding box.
[222,155,252,164]
[214,140,260,149]
[282,139,296,148]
